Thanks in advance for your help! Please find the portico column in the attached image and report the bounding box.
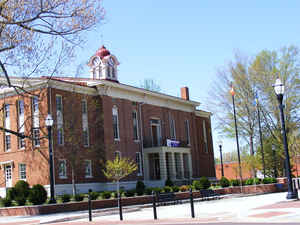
[170,152,176,180]
[159,151,167,180]
[144,153,150,180]
[188,153,193,179]
[179,153,184,179]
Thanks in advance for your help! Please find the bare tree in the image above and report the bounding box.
[0,0,105,138]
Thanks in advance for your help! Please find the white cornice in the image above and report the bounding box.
[88,80,200,112]
[195,110,212,118]
[0,77,97,98]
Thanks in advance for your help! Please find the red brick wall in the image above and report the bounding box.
[0,88,50,187]
[215,162,252,180]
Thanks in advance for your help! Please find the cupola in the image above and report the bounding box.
[88,46,120,82]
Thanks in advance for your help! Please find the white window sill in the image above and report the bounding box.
[83,145,90,148]
[18,147,25,150]
[19,178,27,181]
[134,139,140,143]
[137,173,143,176]
[114,138,120,142]
[59,176,67,179]
[85,176,93,178]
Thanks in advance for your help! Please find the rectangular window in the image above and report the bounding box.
[5,135,11,151]
[82,100,87,114]
[19,132,25,149]
[114,151,121,160]
[84,160,92,178]
[32,97,38,113]
[33,128,40,146]
[132,111,139,140]
[58,160,67,178]
[112,107,119,140]
[19,164,26,180]
[18,100,24,115]
[136,152,142,175]
[56,95,62,112]
[4,104,9,118]
[83,129,89,147]
[203,120,208,153]
[170,117,176,139]
[184,120,190,145]
[57,128,64,145]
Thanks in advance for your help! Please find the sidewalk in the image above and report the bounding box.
[1,192,300,224]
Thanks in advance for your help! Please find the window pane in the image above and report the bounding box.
[58,128,64,145]
[112,107,119,139]
[4,104,9,118]
[19,164,26,180]
[18,101,24,115]
[33,128,40,146]
[82,100,87,114]
[83,129,89,146]
[32,97,38,112]
[133,111,139,140]
[85,160,92,177]
[5,135,11,150]
[19,132,25,149]
[56,96,62,111]
[59,160,66,177]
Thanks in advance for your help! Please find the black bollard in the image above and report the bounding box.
[118,192,123,221]
[88,189,92,222]
[152,191,157,220]
[189,188,195,218]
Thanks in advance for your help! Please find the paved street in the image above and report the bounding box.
[1,192,300,224]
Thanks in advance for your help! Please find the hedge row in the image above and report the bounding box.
[218,176,277,188]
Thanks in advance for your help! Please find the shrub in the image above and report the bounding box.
[192,180,201,190]
[199,177,211,189]
[253,178,261,185]
[245,178,254,185]
[61,194,71,203]
[262,177,277,184]
[74,194,84,202]
[89,191,100,200]
[136,181,145,196]
[179,185,189,192]
[124,189,136,197]
[15,196,27,206]
[172,185,180,192]
[219,177,230,188]
[7,187,17,200]
[145,188,153,195]
[0,197,12,207]
[165,179,174,187]
[15,180,30,198]
[28,184,47,205]
[153,187,162,193]
[230,179,240,186]
[101,191,111,199]
[164,186,172,193]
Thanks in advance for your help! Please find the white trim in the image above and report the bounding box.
[196,110,212,118]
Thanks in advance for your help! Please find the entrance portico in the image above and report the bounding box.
[144,146,192,182]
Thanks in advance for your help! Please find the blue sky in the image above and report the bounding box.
[73,1,300,156]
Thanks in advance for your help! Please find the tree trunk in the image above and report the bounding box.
[72,166,76,196]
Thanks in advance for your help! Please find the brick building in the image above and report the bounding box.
[0,46,216,197]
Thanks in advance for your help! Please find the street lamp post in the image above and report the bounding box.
[218,140,224,177]
[45,114,56,203]
[273,78,298,200]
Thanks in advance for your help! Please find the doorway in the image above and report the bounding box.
[5,165,12,188]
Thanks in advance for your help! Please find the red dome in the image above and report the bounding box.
[95,45,110,59]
